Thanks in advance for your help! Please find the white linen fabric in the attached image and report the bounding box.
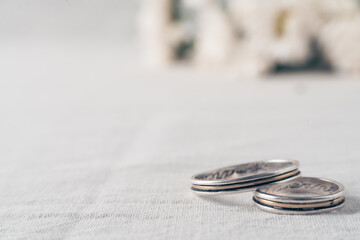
[0,1,359,239]
[0,43,359,240]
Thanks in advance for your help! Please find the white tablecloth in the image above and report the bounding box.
[0,43,359,239]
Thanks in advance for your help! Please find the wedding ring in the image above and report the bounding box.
[252,176,345,214]
[191,159,300,194]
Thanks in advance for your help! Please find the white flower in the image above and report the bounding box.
[319,14,360,74]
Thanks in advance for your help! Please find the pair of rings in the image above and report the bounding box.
[191,159,345,214]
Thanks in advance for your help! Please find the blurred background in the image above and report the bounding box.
[139,0,360,75]
[0,0,360,239]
